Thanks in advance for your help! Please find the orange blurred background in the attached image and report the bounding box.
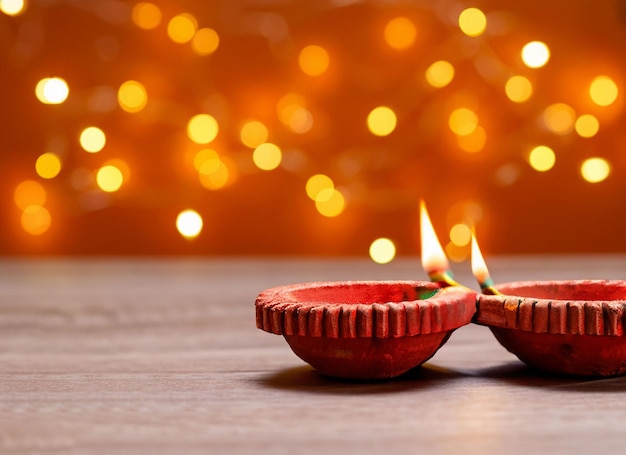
[1,0,626,260]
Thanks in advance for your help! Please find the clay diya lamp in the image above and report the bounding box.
[471,235,626,377]
[256,281,476,380]
[474,280,626,377]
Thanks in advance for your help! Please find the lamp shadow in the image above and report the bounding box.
[257,363,463,395]
[475,361,626,391]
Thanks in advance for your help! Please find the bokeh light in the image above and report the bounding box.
[384,17,417,50]
[21,205,51,236]
[192,28,220,56]
[288,107,313,133]
[35,152,62,179]
[176,209,203,239]
[187,114,219,144]
[456,125,486,153]
[253,143,282,171]
[315,188,345,217]
[445,242,469,263]
[521,41,550,68]
[131,2,161,30]
[449,108,478,136]
[35,77,69,104]
[425,60,455,88]
[96,164,124,192]
[542,103,575,134]
[14,180,46,210]
[240,120,269,148]
[447,200,484,227]
[79,126,106,153]
[306,174,334,200]
[3,1,626,256]
[589,76,618,106]
[528,145,556,172]
[118,80,147,113]
[298,45,329,76]
[449,223,471,247]
[580,157,610,183]
[277,94,314,134]
[575,114,599,138]
[369,237,396,264]
[167,13,198,44]
[199,159,230,190]
[196,152,233,191]
[458,8,487,37]
[505,75,533,102]
[0,0,26,16]
[367,106,397,136]
[193,148,220,171]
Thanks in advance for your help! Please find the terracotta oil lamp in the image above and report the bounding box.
[471,234,626,377]
[256,281,476,379]
[254,202,477,380]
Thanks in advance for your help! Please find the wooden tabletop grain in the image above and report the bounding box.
[2,255,626,454]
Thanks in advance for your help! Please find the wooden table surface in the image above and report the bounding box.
[2,255,626,454]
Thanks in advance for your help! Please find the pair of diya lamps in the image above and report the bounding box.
[256,203,626,380]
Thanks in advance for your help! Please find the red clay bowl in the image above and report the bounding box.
[256,281,476,380]
[475,280,626,377]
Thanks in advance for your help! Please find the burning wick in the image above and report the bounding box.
[420,200,462,287]
[470,233,501,295]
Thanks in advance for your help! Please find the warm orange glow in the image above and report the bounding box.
[420,200,449,275]
[471,233,491,287]
[4,1,626,257]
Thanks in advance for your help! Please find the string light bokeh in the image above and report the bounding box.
[1,0,625,260]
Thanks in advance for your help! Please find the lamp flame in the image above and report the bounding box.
[420,200,449,276]
[471,232,498,293]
